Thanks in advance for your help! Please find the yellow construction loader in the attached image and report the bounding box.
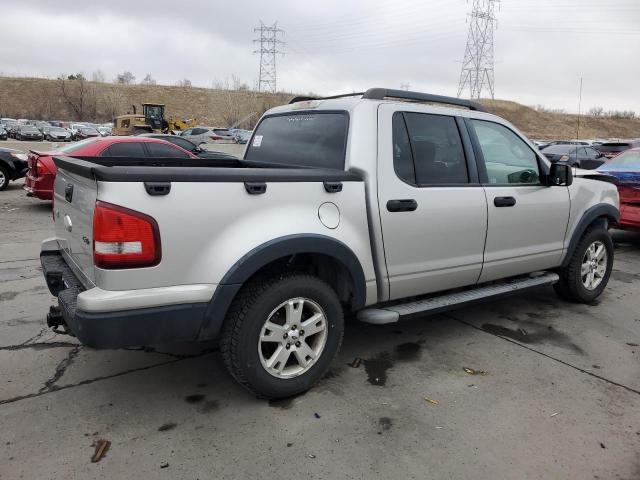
[112,103,197,135]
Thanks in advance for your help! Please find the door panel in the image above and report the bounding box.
[480,185,569,281]
[377,105,488,300]
[468,119,570,282]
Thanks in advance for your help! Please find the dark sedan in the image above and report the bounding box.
[137,133,238,161]
[0,148,28,191]
[541,144,605,169]
[0,126,7,140]
[75,127,101,140]
[595,141,640,160]
[15,125,43,141]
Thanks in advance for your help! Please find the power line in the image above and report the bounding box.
[253,21,285,93]
[457,0,499,100]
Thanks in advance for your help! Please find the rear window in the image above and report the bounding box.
[245,112,348,170]
[598,143,631,153]
[58,138,100,153]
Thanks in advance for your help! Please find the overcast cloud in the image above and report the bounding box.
[1,0,639,112]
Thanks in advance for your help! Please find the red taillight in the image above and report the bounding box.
[36,159,49,176]
[210,135,222,140]
[93,201,161,269]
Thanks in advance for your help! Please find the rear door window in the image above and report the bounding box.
[245,112,348,169]
[102,142,147,157]
[403,112,468,185]
[145,142,190,158]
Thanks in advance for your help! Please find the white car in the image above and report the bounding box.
[180,126,236,145]
[42,88,619,399]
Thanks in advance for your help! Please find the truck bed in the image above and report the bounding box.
[53,156,362,183]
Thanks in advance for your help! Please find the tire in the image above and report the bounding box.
[220,274,344,399]
[0,165,10,191]
[554,227,613,303]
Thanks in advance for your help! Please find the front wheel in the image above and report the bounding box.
[220,274,344,399]
[554,227,614,303]
[0,166,9,191]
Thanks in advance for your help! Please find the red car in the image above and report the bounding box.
[597,148,640,231]
[24,137,197,201]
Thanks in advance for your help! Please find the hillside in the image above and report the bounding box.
[1,76,639,139]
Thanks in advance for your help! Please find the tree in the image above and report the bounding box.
[176,78,192,88]
[588,106,603,117]
[59,75,97,120]
[91,69,106,83]
[141,73,156,85]
[115,71,136,84]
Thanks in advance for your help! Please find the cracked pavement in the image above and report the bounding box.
[1,179,639,479]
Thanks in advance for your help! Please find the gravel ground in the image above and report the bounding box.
[1,179,639,480]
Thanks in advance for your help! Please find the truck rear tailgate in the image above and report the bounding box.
[53,166,98,287]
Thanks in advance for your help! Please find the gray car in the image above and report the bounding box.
[180,126,236,146]
[43,126,72,142]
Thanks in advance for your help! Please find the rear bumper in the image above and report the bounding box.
[40,250,212,348]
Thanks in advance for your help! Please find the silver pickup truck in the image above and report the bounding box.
[41,88,619,398]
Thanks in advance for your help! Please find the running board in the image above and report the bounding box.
[357,272,559,325]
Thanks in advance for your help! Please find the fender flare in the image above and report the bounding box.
[561,203,619,267]
[198,234,367,340]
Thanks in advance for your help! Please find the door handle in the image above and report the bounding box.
[387,199,418,212]
[494,196,516,207]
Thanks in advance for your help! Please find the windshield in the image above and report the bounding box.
[245,112,348,169]
[58,137,100,153]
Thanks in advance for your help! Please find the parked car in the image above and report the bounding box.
[34,121,51,134]
[0,147,28,191]
[68,123,87,140]
[97,126,111,137]
[41,88,619,399]
[138,133,238,160]
[180,126,236,145]
[0,126,7,141]
[42,126,72,142]
[75,127,101,140]
[595,141,640,160]
[597,148,640,231]
[553,140,591,146]
[24,136,198,200]
[532,140,551,150]
[15,125,43,141]
[233,129,253,144]
[5,122,21,139]
[541,144,605,169]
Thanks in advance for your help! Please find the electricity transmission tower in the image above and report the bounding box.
[457,0,499,100]
[253,22,285,93]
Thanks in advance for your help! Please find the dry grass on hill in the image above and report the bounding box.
[1,76,638,139]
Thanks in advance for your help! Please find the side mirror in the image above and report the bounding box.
[548,162,573,186]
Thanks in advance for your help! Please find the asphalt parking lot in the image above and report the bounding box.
[1,179,639,479]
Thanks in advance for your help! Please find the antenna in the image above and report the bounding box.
[253,22,285,93]
[457,0,499,100]
[576,77,583,141]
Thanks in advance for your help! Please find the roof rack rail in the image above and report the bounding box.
[288,92,365,104]
[362,88,486,112]
[289,88,486,112]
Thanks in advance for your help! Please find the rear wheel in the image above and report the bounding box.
[554,227,613,303]
[220,274,344,399]
[0,166,9,191]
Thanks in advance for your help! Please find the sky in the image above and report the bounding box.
[1,0,639,113]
